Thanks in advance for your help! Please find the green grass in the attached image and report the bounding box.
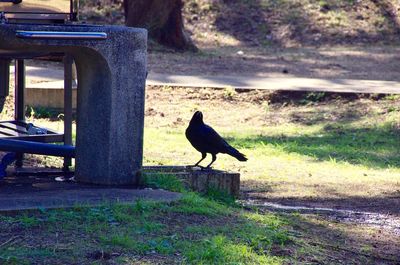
[1,173,286,263]
[176,208,290,264]
[26,106,64,120]
[204,186,237,206]
[180,235,282,265]
[169,192,233,216]
[0,194,290,264]
[0,247,54,265]
[228,122,400,169]
[18,215,40,228]
[141,173,186,192]
[4,92,399,263]
[143,105,400,199]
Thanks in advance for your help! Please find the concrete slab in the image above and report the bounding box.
[19,64,400,94]
[0,165,241,211]
[25,85,77,109]
[147,73,400,94]
[0,173,181,211]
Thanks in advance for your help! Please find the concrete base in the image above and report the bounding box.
[0,172,180,211]
[144,166,240,197]
[25,85,77,110]
[0,165,239,211]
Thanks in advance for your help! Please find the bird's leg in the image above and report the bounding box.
[190,153,206,168]
[205,154,217,170]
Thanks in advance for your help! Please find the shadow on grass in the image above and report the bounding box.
[212,0,400,47]
[286,100,370,125]
[245,190,400,215]
[0,194,398,264]
[149,44,400,82]
[228,123,400,169]
[371,0,400,35]
[282,211,400,264]
[0,196,289,264]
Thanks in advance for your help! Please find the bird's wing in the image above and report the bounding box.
[200,124,230,150]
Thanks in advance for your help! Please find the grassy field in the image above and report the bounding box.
[142,87,400,209]
[0,190,292,264]
[24,88,400,206]
[6,87,398,264]
[0,0,398,263]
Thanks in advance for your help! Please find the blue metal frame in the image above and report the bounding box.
[16,30,107,40]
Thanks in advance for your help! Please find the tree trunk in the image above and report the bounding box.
[124,0,197,51]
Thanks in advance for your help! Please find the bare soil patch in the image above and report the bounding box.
[145,85,399,129]
[148,46,400,82]
[144,85,400,212]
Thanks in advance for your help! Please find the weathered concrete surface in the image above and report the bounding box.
[25,86,77,109]
[0,24,147,185]
[0,174,180,211]
[147,73,400,94]
[144,166,240,197]
[20,65,400,94]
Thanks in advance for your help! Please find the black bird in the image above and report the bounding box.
[185,111,247,168]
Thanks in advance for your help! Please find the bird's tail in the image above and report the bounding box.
[226,146,248,161]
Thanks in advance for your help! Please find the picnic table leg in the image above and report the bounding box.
[14,59,25,168]
[63,55,73,172]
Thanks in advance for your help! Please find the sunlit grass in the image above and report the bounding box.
[0,193,290,264]
[24,96,400,200]
[143,108,400,199]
